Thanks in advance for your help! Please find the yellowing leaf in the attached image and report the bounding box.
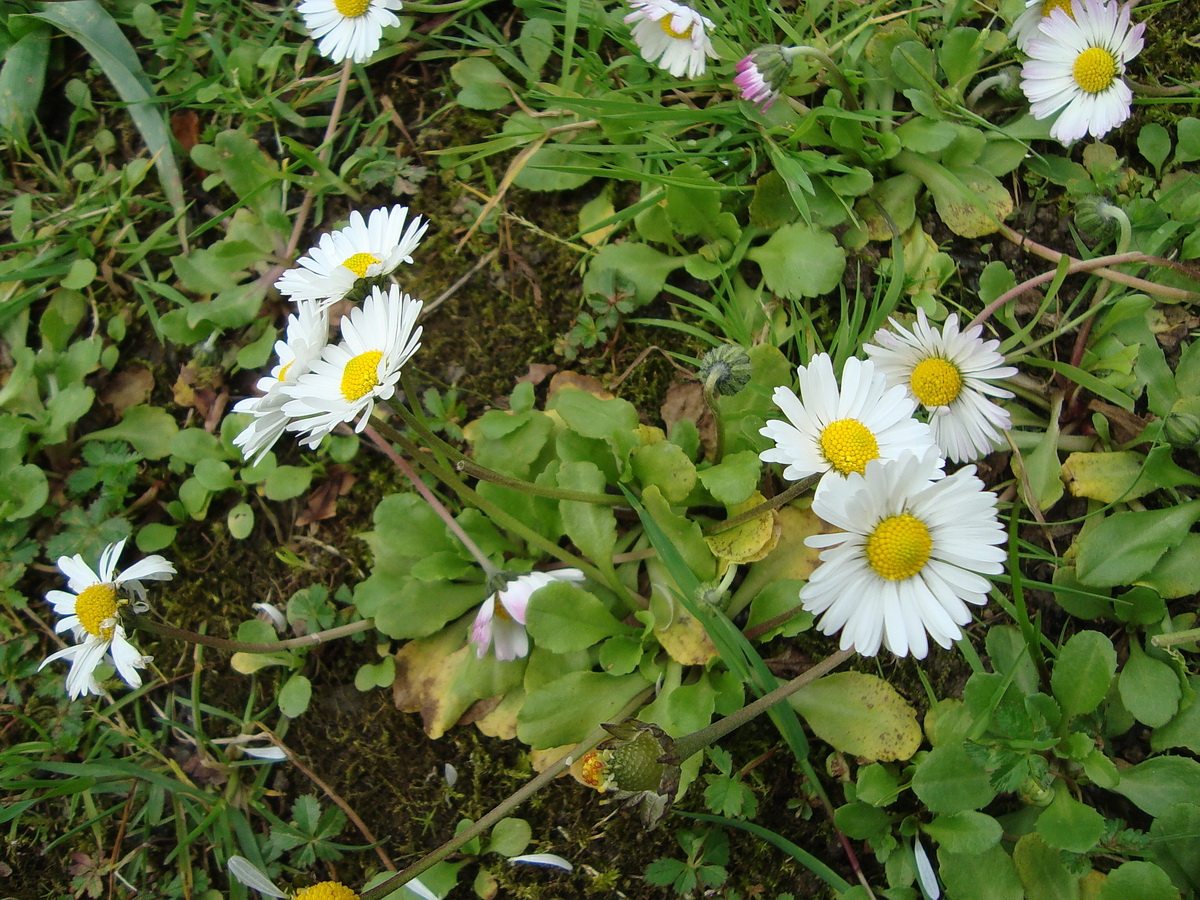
[705,492,781,567]
[1061,451,1155,502]
[789,672,922,761]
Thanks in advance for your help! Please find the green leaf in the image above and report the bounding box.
[360,577,483,641]
[1112,756,1200,817]
[1036,783,1105,852]
[1051,630,1117,718]
[598,635,644,676]
[1119,639,1181,728]
[354,658,395,691]
[665,163,722,238]
[912,745,996,814]
[1141,533,1200,600]
[788,672,921,762]
[938,844,1024,900]
[0,24,49,137]
[516,671,651,749]
[1097,862,1182,900]
[1013,834,1079,900]
[923,811,1002,855]
[1138,123,1171,173]
[136,523,177,553]
[1148,803,1200,894]
[526,581,630,652]
[696,451,761,507]
[485,817,531,858]
[83,405,178,459]
[450,57,514,110]
[1151,676,1200,755]
[0,463,47,519]
[227,502,254,540]
[556,460,617,566]
[631,440,697,504]
[278,674,312,718]
[1075,502,1200,587]
[747,224,846,299]
[264,465,311,501]
[581,241,681,306]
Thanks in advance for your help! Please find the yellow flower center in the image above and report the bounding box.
[819,418,881,476]
[333,0,370,18]
[294,883,359,900]
[493,601,512,621]
[341,251,380,278]
[340,350,382,401]
[580,750,606,788]
[660,16,694,40]
[75,584,121,640]
[865,514,932,581]
[1072,46,1117,94]
[1040,0,1075,19]
[910,357,963,407]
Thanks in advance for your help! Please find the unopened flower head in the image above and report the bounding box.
[39,539,175,700]
[735,44,794,111]
[698,343,752,396]
[281,284,423,448]
[233,300,329,465]
[864,310,1017,463]
[297,0,402,64]
[275,205,428,308]
[580,719,681,830]
[624,0,718,79]
[801,450,1006,659]
[471,569,586,661]
[1009,0,1077,52]
[1019,0,1144,144]
[759,353,942,491]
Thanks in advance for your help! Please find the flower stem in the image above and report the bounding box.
[1151,627,1200,649]
[364,424,500,579]
[131,616,373,652]
[702,477,815,537]
[673,648,854,762]
[358,685,656,900]
[456,459,624,506]
[788,46,860,111]
[702,371,726,464]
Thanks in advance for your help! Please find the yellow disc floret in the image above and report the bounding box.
[865,514,932,581]
[1040,0,1075,19]
[75,584,121,640]
[333,0,371,18]
[294,883,359,900]
[819,418,881,476]
[1072,46,1117,94]
[341,252,380,278]
[580,750,608,790]
[910,357,963,407]
[660,16,694,40]
[340,350,383,402]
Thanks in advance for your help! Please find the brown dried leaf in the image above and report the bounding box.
[661,379,715,458]
[548,370,613,400]
[295,465,357,527]
[99,366,153,415]
[517,363,557,386]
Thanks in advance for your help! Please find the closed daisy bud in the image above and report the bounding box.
[698,344,752,396]
[734,45,795,111]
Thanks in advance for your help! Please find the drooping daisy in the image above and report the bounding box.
[1009,0,1076,52]
[297,0,403,64]
[281,285,422,448]
[734,45,794,111]
[1020,0,1145,144]
[864,309,1018,464]
[275,205,428,308]
[233,300,329,465]
[759,353,942,491]
[471,569,586,661]
[624,0,718,79]
[227,856,437,900]
[38,539,175,700]
[801,450,1006,659]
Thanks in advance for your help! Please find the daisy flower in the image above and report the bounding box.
[281,285,423,448]
[1009,0,1077,52]
[863,309,1018,463]
[471,569,586,661]
[233,300,329,465]
[228,856,437,900]
[735,45,794,111]
[759,353,942,491]
[1020,0,1144,144]
[38,539,175,700]
[275,205,428,308]
[297,0,403,64]
[801,450,1006,659]
[624,0,718,79]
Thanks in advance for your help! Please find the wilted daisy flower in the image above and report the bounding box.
[39,539,175,700]
[759,353,941,491]
[297,0,403,64]
[802,450,1006,659]
[624,0,718,79]
[471,569,586,661]
[275,205,428,308]
[735,45,795,111]
[1020,0,1144,144]
[281,285,422,448]
[1009,0,1076,52]
[233,301,329,465]
[864,309,1018,463]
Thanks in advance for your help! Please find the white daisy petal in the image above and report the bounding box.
[624,0,717,79]
[296,0,402,63]
[470,569,586,661]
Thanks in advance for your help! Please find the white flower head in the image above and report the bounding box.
[233,300,329,465]
[275,205,428,308]
[864,309,1018,463]
[801,450,1006,659]
[297,0,403,64]
[471,569,586,661]
[624,0,718,79]
[281,284,423,448]
[1019,0,1145,144]
[39,539,175,700]
[759,353,943,491]
[1010,0,1076,51]
[228,856,440,900]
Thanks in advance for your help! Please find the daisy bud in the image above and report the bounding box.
[734,44,795,111]
[698,344,752,397]
[1163,397,1200,450]
[581,720,681,830]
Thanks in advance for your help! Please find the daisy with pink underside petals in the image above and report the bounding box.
[1019,0,1145,144]
[471,569,586,661]
[758,353,942,492]
[802,449,1006,659]
[39,539,175,700]
[864,309,1018,464]
[734,45,796,111]
[624,0,718,79]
